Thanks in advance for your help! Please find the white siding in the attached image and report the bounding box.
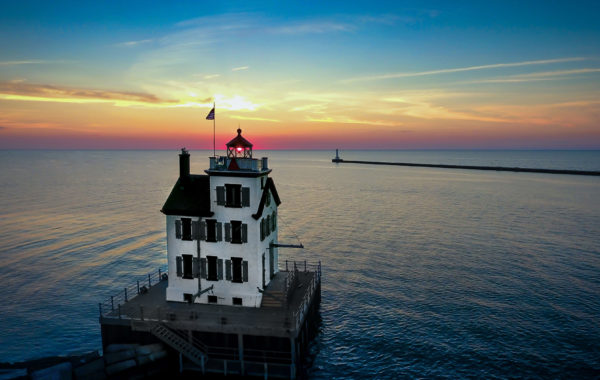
[165,173,278,308]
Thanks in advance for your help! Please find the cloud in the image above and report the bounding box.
[167,94,259,111]
[453,68,600,85]
[513,68,600,78]
[267,13,423,35]
[232,66,249,71]
[341,57,587,83]
[268,21,354,35]
[116,39,153,47]
[306,116,400,126]
[203,74,221,79]
[230,115,280,122]
[0,82,177,107]
[0,60,47,66]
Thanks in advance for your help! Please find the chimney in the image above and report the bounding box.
[179,148,190,178]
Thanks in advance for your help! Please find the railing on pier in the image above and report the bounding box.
[99,266,167,319]
[99,260,322,333]
[282,260,322,332]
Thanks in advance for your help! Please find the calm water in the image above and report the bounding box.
[0,150,599,378]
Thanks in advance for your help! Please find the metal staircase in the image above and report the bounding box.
[150,323,207,370]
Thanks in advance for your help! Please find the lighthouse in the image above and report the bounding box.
[99,128,321,378]
[161,129,280,307]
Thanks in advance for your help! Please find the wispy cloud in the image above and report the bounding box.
[454,67,600,85]
[341,57,587,83]
[513,68,600,78]
[0,60,47,66]
[203,74,220,79]
[232,66,249,71]
[0,82,177,107]
[168,94,259,111]
[116,39,153,47]
[268,21,354,35]
[230,115,280,122]
[306,116,400,126]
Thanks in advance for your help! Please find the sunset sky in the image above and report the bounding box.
[1,1,599,149]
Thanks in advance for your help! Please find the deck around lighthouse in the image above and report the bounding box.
[99,262,321,378]
[100,267,319,338]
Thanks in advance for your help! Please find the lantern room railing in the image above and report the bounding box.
[209,156,269,172]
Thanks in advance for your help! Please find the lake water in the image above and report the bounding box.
[0,150,599,378]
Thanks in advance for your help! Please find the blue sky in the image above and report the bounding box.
[1,1,599,149]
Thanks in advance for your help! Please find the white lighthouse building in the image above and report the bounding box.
[161,129,279,307]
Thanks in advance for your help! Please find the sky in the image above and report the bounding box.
[0,0,599,149]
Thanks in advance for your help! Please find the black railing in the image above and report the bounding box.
[99,260,322,332]
[99,266,167,318]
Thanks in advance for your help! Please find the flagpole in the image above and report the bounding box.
[213,101,216,157]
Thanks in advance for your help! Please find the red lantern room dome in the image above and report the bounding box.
[226,128,253,158]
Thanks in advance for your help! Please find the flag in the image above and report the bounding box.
[206,107,215,120]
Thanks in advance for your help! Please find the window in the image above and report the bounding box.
[176,255,198,279]
[182,254,193,279]
[232,297,242,306]
[225,222,247,243]
[183,293,193,304]
[225,184,241,207]
[207,256,218,281]
[181,218,192,241]
[206,219,217,242]
[231,221,242,244]
[217,185,250,207]
[208,295,217,304]
[231,257,243,283]
[265,191,271,207]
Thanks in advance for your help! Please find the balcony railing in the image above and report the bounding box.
[208,156,269,172]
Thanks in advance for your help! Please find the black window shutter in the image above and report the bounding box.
[216,222,223,241]
[262,254,266,289]
[176,256,183,277]
[241,224,248,243]
[225,260,232,280]
[216,186,225,205]
[199,221,206,240]
[192,221,199,240]
[217,259,224,280]
[242,187,250,207]
[242,260,248,282]
[260,219,264,241]
[175,220,182,239]
[272,212,276,230]
[266,215,270,234]
[192,257,199,278]
[200,258,207,279]
[225,223,231,242]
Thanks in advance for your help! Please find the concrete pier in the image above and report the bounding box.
[332,158,600,176]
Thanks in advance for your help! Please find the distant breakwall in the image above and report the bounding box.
[331,159,600,177]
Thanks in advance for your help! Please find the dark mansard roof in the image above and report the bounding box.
[252,177,281,220]
[161,175,213,217]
